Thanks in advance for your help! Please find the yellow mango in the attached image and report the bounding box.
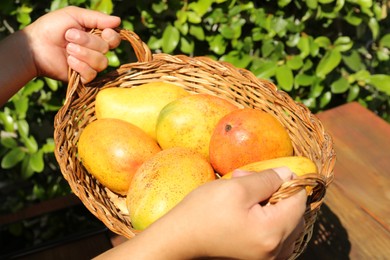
[222,156,318,179]
[156,94,238,160]
[127,147,216,230]
[95,82,189,140]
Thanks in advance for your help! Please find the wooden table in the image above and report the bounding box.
[299,102,390,259]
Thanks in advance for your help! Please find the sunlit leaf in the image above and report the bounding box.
[91,0,113,14]
[17,120,29,139]
[1,136,18,149]
[331,77,350,93]
[315,50,341,78]
[1,147,25,169]
[180,37,195,54]
[276,65,294,91]
[30,151,44,173]
[189,25,205,40]
[319,91,332,108]
[367,74,390,95]
[368,17,379,39]
[189,0,212,16]
[162,25,180,53]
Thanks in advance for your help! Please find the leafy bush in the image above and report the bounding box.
[1,0,389,213]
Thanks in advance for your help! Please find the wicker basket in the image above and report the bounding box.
[54,28,335,259]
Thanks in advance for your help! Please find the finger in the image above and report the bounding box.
[277,217,305,260]
[233,169,284,206]
[265,189,307,236]
[101,28,122,49]
[66,43,108,72]
[67,55,97,83]
[65,29,110,54]
[65,6,121,29]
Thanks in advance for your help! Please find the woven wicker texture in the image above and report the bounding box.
[54,28,335,259]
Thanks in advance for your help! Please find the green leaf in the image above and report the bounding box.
[278,0,292,7]
[379,34,390,48]
[208,35,227,55]
[51,0,68,11]
[21,156,35,179]
[189,25,205,40]
[275,65,294,91]
[90,0,113,14]
[219,25,235,39]
[295,73,315,86]
[42,139,55,154]
[176,10,188,24]
[319,91,332,108]
[286,55,303,70]
[44,77,59,91]
[342,50,365,72]
[0,112,14,132]
[334,36,353,52]
[189,0,212,16]
[368,17,379,39]
[162,25,180,53]
[187,11,202,24]
[261,39,276,58]
[147,36,162,50]
[152,1,167,13]
[1,147,25,169]
[367,74,390,95]
[1,136,18,149]
[180,37,195,54]
[106,51,120,67]
[12,96,28,119]
[220,51,252,69]
[17,120,29,139]
[310,81,324,98]
[251,60,277,79]
[22,79,44,96]
[347,84,360,101]
[306,0,318,9]
[29,151,44,173]
[345,11,362,26]
[316,50,341,78]
[331,77,350,93]
[23,136,38,154]
[314,36,331,49]
[297,35,310,58]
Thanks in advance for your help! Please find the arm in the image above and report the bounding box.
[96,167,306,259]
[0,6,121,107]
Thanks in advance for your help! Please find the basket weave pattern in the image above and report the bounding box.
[54,28,335,259]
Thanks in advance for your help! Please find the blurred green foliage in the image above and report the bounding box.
[0,0,389,213]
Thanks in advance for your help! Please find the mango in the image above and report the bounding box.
[95,82,189,140]
[222,156,318,179]
[156,94,238,160]
[209,108,293,176]
[126,147,216,230]
[78,118,161,195]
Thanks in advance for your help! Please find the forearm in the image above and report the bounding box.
[94,213,199,259]
[0,30,36,107]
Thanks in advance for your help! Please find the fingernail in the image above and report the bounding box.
[272,167,296,181]
[66,43,79,54]
[65,28,80,41]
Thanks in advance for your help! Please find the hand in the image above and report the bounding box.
[97,167,306,260]
[23,6,121,83]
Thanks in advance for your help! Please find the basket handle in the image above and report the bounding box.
[64,28,152,106]
[268,174,327,206]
